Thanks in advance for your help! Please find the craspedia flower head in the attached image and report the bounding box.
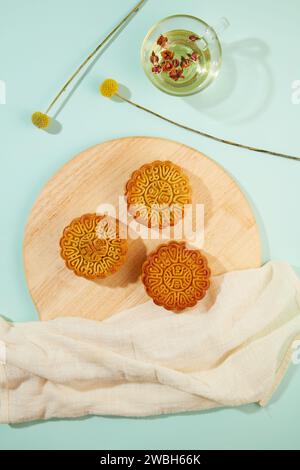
[100,79,119,98]
[31,112,51,129]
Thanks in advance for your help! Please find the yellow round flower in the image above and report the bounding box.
[100,79,119,98]
[32,112,51,129]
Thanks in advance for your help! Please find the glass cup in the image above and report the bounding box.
[141,15,229,96]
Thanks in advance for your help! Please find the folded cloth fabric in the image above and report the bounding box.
[1,261,300,424]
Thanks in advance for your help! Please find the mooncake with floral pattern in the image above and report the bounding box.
[142,241,210,312]
[125,161,192,229]
[60,213,128,280]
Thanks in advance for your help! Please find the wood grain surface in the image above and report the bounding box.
[24,137,261,321]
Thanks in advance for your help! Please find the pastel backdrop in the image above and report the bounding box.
[0,0,299,450]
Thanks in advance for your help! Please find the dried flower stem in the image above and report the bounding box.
[116,94,300,163]
[45,0,146,114]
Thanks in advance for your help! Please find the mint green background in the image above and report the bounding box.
[0,0,299,450]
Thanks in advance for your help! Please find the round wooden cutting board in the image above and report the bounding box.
[24,137,261,321]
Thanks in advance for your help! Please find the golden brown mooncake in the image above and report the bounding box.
[125,160,192,228]
[60,213,128,280]
[142,241,211,312]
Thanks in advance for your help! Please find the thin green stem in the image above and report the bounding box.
[45,0,146,114]
[116,94,300,163]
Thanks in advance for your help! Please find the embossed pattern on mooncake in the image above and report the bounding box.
[125,161,192,228]
[142,242,211,312]
[60,214,128,280]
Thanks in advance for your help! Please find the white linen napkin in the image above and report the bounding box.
[1,261,300,424]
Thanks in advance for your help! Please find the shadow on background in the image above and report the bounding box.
[52,19,138,121]
[184,38,274,125]
[10,402,261,430]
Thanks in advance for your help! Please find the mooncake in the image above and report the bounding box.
[125,161,192,228]
[142,241,211,312]
[60,213,128,280]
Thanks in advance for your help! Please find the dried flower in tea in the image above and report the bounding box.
[189,34,200,42]
[152,65,162,74]
[188,52,199,62]
[180,56,191,69]
[161,49,174,61]
[162,61,173,72]
[150,51,159,65]
[157,34,168,47]
[169,68,184,81]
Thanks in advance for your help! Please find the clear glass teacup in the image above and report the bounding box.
[141,15,229,96]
